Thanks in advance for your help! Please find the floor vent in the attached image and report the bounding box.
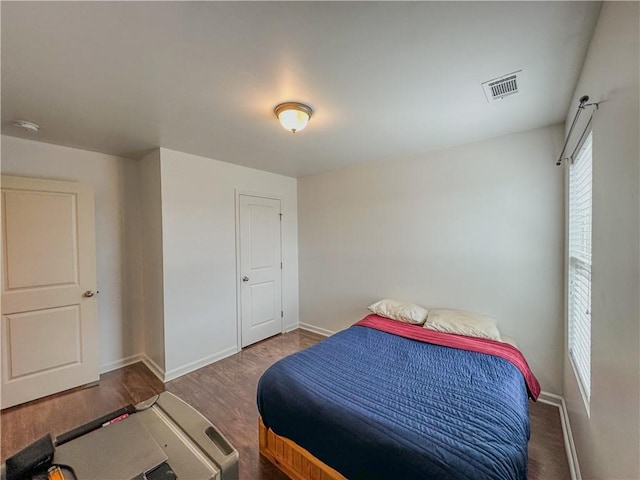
[482,70,521,102]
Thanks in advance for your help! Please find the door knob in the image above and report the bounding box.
[242,276,249,282]
[83,290,96,298]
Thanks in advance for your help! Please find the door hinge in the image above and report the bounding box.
[281,310,284,318]
[280,262,283,269]
[279,213,283,220]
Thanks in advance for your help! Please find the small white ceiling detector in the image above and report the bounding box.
[12,120,40,132]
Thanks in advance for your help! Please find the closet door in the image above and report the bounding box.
[238,194,282,348]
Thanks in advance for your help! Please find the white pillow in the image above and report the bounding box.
[424,309,501,341]
[501,335,518,349]
[368,299,429,325]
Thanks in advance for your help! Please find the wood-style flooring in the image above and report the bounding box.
[1,329,570,479]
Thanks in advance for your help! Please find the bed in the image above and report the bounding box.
[257,314,540,480]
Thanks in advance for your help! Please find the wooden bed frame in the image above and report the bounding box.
[259,417,346,480]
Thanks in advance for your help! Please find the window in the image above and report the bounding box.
[568,131,592,409]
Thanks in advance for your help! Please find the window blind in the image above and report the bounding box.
[568,132,592,401]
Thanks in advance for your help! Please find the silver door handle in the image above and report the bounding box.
[84,290,96,297]
[242,276,249,282]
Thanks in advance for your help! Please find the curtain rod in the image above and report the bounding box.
[556,95,599,166]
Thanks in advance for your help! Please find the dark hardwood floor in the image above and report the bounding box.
[1,357,165,461]
[1,329,569,479]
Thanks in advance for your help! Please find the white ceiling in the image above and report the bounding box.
[1,2,601,177]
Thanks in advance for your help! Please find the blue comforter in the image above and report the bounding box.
[257,325,530,480]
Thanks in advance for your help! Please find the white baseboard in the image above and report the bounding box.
[106,347,241,384]
[284,323,300,333]
[140,355,165,383]
[99,354,144,374]
[163,346,238,382]
[298,322,336,337]
[538,391,581,480]
[538,390,563,407]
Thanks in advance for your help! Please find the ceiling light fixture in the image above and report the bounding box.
[274,102,313,133]
[12,120,40,133]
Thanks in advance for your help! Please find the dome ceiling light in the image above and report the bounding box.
[274,102,313,134]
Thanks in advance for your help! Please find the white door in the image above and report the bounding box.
[1,176,99,409]
[238,194,282,348]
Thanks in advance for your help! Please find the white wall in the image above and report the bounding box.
[0,135,143,372]
[562,3,640,479]
[139,149,165,374]
[158,148,299,379]
[0,138,299,383]
[298,125,565,394]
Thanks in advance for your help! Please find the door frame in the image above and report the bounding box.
[234,189,284,350]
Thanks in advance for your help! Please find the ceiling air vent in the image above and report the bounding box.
[482,70,522,103]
